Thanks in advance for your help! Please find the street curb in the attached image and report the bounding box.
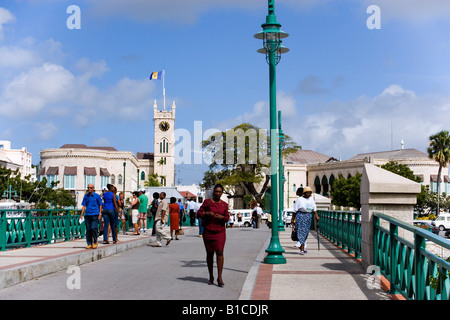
[239,233,271,300]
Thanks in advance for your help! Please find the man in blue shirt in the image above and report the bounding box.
[80,183,103,249]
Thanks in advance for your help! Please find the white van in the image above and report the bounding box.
[229,209,253,227]
[432,213,450,231]
[283,209,295,227]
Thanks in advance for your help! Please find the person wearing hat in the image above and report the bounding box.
[293,186,319,255]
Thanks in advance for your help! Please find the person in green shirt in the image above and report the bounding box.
[138,189,149,233]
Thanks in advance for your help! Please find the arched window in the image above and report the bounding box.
[118,174,123,185]
[314,176,321,194]
[160,139,169,154]
[111,174,115,185]
[141,171,145,181]
[329,174,335,189]
[321,175,329,196]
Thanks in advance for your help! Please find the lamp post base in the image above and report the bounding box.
[264,238,286,264]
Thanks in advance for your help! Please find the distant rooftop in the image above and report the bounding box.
[286,150,332,165]
[59,144,118,152]
[137,152,154,160]
[348,148,428,161]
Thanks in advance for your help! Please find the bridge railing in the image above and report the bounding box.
[317,210,361,258]
[373,212,450,300]
[1,209,193,251]
[0,209,84,251]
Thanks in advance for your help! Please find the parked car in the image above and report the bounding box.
[413,220,439,234]
[431,213,450,231]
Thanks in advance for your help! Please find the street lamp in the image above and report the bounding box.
[255,0,288,264]
[278,110,285,232]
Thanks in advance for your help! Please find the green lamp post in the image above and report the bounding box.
[255,0,288,264]
[278,110,285,231]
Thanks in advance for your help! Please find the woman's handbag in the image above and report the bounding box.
[291,230,298,242]
[178,228,184,235]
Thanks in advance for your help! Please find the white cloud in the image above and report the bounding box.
[0,7,15,41]
[217,85,450,161]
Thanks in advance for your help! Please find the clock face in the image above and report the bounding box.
[159,121,170,132]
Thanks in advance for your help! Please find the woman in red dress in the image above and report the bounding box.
[169,197,181,240]
[197,184,229,287]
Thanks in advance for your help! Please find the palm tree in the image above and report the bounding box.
[427,130,450,216]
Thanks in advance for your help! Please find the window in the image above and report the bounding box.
[84,175,96,189]
[141,171,145,181]
[118,174,123,185]
[64,175,76,189]
[100,176,109,189]
[160,139,169,154]
[47,175,58,188]
[111,174,115,185]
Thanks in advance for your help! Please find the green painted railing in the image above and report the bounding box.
[317,210,361,258]
[1,209,193,251]
[373,212,450,300]
[0,209,84,251]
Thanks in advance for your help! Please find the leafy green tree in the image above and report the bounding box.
[380,161,422,183]
[0,166,75,208]
[427,130,450,215]
[144,173,163,187]
[201,123,301,204]
[330,173,362,209]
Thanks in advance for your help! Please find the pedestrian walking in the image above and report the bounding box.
[197,196,204,237]
[187,198,197,226]
[131,191,140,235]
[138,189,149,233]
[80,183,103,249]
[101,184,118,244]
[197,184,229,287]
[293,186,320,255]
[169,197,181,240]
[118,191,127,235]
[150,192,159,236]
[151,192,171,247]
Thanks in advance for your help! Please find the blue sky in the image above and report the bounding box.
[1,0,450,185]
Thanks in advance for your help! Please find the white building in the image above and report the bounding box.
[38,100,176,208]
[0,140,34,181]
[283,148,449,209]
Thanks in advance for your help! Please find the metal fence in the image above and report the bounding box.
[0,209,192,251]
[373,212,450,300]
[317,210,361,258]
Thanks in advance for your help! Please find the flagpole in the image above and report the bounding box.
[163,69,166,111]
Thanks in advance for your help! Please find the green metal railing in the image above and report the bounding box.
[317,210,362,258]
[373,212,450,300]
[1,209,192,251]
[0,209,84,251]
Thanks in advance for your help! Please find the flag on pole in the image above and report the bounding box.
[149,71,162,80]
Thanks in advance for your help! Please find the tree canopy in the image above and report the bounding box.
[0,166,75,209]
[200,123,301,204]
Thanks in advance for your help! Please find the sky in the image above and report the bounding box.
[0,0,449,185]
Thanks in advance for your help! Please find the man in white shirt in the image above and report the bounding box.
[187,198,197,226]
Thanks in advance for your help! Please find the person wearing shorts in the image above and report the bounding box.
[131,191,140,235]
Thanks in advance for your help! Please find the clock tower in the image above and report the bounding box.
[153,99,175,186]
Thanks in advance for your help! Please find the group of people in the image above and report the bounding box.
[79,182,319,286]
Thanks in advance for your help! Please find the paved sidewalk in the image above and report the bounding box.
[245,228,397,300]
